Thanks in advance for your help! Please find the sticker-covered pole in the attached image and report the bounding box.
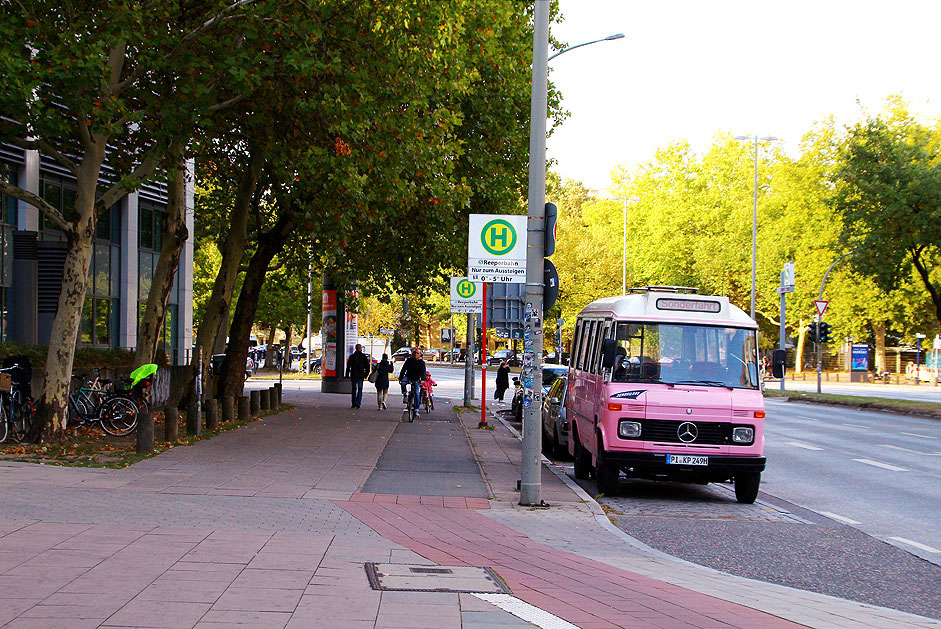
[520,0,549,506]
[479,282,488,428]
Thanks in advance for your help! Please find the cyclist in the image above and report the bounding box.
[398,348,427,414]
[420,371,437,411]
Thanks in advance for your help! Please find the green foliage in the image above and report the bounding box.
[0,344,134,370]
[829,98,941,326]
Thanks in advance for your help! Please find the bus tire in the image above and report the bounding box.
[595,447,619,496]
[734,472,761,504]
[573,431,591,480]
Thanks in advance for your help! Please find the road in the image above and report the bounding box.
[776,378,941,402]
[250,369,941,619]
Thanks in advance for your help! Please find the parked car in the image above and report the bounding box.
[541,375,569,458]
[487,349,519,367]
[210,353,254,380]
[300,357,322,374]
[392,347,414,362]
[512,363,568,421]
[422,348,448,362]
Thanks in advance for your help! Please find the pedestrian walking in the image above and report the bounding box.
[345,344,370,409]
[373,353,394,409]
[495,359,510,402]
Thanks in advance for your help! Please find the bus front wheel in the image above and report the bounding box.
[595,447,619,496]
[734,472,760,504]
[573,432,592,480]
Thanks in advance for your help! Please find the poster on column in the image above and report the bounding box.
[345,290,359,367]
[322,289,337,377]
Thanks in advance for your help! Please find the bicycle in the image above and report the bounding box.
[403,379,420,423]
[420,387,434,414]
[0,363,34,443]
[68,373,140,436]
[120,363,158,415]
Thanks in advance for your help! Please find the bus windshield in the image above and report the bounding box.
[611,322,759,389]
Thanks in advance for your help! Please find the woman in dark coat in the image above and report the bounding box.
[374,354,395,409]
[495,359,511,402]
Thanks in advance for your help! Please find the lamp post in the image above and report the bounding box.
[521,2,624,506]
[735,135,778,320]
[613,196,640,295]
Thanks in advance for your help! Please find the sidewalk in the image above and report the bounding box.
[0,389,935,628]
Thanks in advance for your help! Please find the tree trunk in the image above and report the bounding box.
[134,146,188,366]
[32,147,106,440]
[183,149,264,408]
[267,324,277,368]
[219,207,296,400]
[874,321,887,373]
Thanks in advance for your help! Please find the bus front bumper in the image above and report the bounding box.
[605,451,766,480]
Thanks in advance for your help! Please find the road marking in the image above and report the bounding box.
[853,458,909,472]
[889,537,940,554]
[881,445,941,456]
[819,511,861,525]
[473,593,579,629]
[787,441,825,451]
[842,423,869,429]
[901,432,937,440]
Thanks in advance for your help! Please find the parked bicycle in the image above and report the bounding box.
[68,372,140,436]
[121,363,158,415]
[0,360,34,443]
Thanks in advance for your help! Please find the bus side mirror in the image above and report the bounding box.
[601,339,618,369]
[772,349,786,379]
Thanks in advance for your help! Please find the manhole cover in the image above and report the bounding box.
[364,563,510,594]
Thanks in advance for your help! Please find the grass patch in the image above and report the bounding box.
[765,389,941,419]
[0,404,295,468]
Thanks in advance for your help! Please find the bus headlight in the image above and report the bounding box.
[732,426,754,444]
[618,421,642,439]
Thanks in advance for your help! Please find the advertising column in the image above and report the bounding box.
[321,272,352,394]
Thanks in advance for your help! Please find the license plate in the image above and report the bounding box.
[666,455,708,466]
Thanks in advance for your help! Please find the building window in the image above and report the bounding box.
[38,176,76,241]
[138,201,177,362]
[79,203,120,348]
[0,168,15,341]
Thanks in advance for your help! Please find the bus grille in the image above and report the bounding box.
[642,419,729,445]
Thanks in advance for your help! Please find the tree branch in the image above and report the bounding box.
[6,137,78,174]
[0,179,69,232]
[208,94,247,112]
[96,153,160,211]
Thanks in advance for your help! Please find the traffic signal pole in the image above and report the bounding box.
[816,315,823,394]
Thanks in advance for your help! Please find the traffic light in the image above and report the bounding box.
[806,322,819,343]
[818,321,833,343]
[475,327,482,346]
[544,202,557,256]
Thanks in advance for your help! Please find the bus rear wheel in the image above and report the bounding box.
[734,472,760,504]
[573,432,591,480]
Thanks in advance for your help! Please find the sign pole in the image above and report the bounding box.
[779,270,786,391]
[479,283,488,428]
[464,313,474,406]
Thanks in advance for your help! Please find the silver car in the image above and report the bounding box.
[541,375,569,459]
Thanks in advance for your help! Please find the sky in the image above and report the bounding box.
[546,0,941,193]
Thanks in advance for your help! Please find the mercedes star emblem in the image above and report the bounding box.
[677,422,698,443]
[686,408,692,414]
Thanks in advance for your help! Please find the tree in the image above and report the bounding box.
[0,1,297,439]
[829,99,941,326]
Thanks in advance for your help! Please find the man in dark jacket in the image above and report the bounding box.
[345,344,371,408]
[398,347,427,412]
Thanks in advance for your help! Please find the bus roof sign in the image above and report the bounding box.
[656,298,721,313]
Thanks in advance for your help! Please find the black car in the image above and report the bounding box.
[487,349,519,367]
[512,364,568,421]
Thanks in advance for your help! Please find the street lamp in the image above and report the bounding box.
[613,196,640,295]
[549,33,625,61]
[735,135,778,320]
[521,4,625,506]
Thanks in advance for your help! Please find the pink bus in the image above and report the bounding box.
[566,287,766,503]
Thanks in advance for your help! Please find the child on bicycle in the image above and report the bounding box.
[420,371,437,409]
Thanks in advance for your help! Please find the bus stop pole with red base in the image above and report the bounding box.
[479,282,488,428]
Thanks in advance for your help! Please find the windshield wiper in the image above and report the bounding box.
[674,380,733,389]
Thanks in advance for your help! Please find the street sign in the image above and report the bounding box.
[450,277,483,314]
[378,327,394,335]
[782,261,795,293]
[813,300,829,317]
[467,214,527,283]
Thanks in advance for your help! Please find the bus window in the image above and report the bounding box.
[610,322,758,389]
